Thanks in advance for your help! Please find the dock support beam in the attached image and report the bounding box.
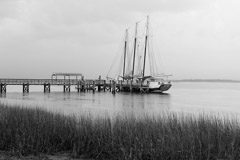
[120,80,123,92]
[130,81,133,92]
[109,80,112,92]
[98,76,101,92]
[23,83,29,93]
[82,81,85,92]
[44,83,51,93]
[112,81,116,94]
[82,76,85,92]
[76,81,85,92]
[103,80,106,92]
[64,84,71,92]
[93,81,95,93]
[86,83,89,91]
[77,81,81,92]
[0,83,6,93]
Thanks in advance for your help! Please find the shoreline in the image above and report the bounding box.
[172,79,240,83]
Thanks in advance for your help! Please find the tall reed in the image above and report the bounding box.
[0,103,240,159]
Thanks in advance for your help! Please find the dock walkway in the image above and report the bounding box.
[0,78,145,94]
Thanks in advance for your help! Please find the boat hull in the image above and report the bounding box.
[118,82,172,93]
[149,83,172,93]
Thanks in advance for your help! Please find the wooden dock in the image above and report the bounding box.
[0,78,147,94]
[0,72,155,94]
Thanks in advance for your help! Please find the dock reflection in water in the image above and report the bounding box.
[1,82,240,117]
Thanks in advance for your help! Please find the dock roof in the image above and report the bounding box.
[52,73,82,76]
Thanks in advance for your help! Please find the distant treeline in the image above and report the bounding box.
[172,79,240,83]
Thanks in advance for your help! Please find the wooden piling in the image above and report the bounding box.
[64,84,70,92]
[86,83,89,92]
[23,83,29,93]
[76,81,80,92]
[44,83,51,93]
[93,81,95,93]
[120,80,123,92]
[140,80,143,93]
[63,85,66,92]
[0,83,6,93]
[98,76,101,92]
[109,80,112,92]
[79,81,81,92]
[81,80,85,92]
[103,80,106,92]
[130,80,133,92]
[112,81,116,94]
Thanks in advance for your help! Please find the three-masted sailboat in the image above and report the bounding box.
[107,16,172,93]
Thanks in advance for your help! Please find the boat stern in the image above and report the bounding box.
[159,82,172,92]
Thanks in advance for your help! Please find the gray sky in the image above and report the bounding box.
[0,0,240,80]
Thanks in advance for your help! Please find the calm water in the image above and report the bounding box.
[0,82,240,117]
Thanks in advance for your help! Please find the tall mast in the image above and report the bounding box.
[123,29,128,81]
[142,16,149,78]
[132,22,138,80]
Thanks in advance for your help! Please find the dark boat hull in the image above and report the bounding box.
[149,83,172,93]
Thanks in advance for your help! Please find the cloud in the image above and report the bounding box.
[105,0,215,13]
[0,0,240,79]
[0,0,20,20]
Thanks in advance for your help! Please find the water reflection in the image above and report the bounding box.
[1,82,240,117]
[115,92,171,117]
[0,90,172,117]
[0,93,6,98]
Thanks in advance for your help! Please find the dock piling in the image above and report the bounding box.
[79,80,84,92]
[112,81,116,94]
[44,83,51,93]
[103,80,106,92]
[98,76,101,92]
[64,84,71,92]
[0,83,6,93]
[120,80,123,92]
[93,81,95,93]
[109,80,112,92]
[130,81,133,92]
[23,83,29,93]
[77,81,81,92]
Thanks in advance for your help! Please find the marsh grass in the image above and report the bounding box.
[0,103,240,159]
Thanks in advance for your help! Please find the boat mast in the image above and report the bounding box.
[122,29,128,81]
[132,22,138,80]
[142,16,149,78]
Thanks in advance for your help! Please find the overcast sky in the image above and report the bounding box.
[0,0,240,80]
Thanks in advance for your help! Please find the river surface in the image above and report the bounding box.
[0,82,240,117]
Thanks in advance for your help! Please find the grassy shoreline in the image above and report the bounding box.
[0,103,240,159]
